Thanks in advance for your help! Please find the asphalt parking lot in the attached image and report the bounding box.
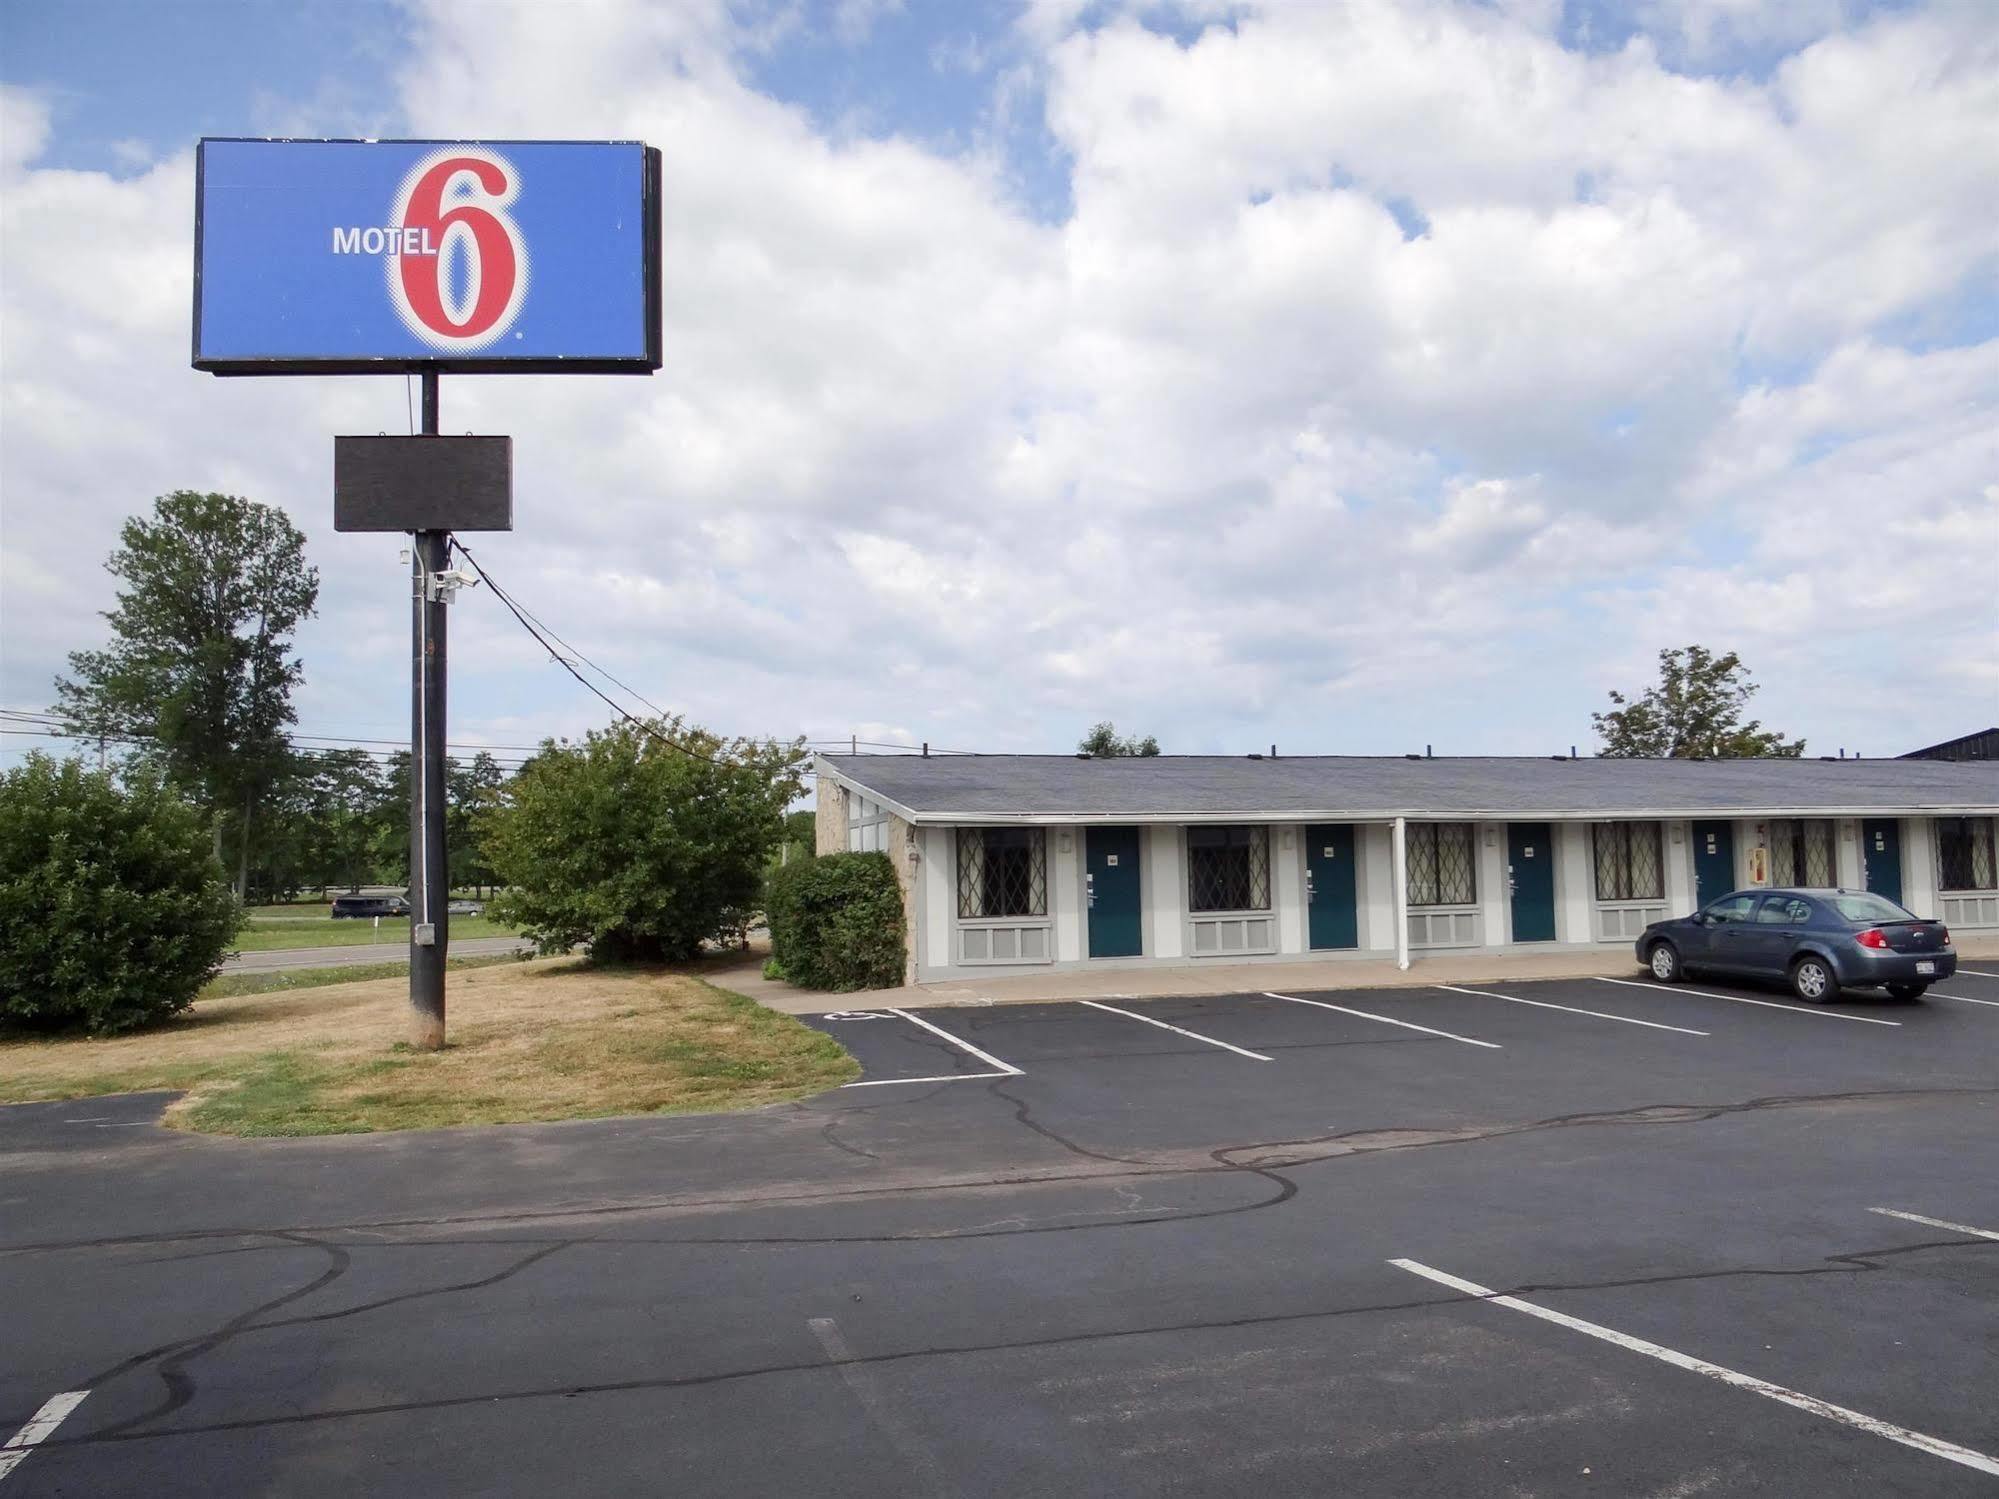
[4,966,1997,1496]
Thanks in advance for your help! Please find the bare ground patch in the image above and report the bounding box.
[0,958,858,1135]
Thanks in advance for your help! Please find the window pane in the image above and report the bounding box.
[957,828,1046,918]
[1188,826,1269,911]
[1938,816,1998,891]
[1407,823,1474,906]
[1593,822,1663,901]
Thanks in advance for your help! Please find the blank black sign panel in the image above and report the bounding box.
[333,435,514,532]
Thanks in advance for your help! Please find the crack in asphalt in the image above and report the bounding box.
[80,1231,353,1439]
[71,1237,579,1440]
[7,1083,1992,1257]
[35,1233,1992,1451]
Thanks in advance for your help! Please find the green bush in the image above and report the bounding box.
[487,719,804,963]
[0,754,238,1035]
[765,851,906,992]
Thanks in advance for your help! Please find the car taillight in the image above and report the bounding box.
[1856,928,1889,949]
[1938,925,1949,945]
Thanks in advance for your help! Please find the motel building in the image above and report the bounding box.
[813,753,1999,986]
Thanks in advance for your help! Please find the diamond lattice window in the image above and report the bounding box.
[956,828,1046,918]
[1593,821,1664,901]
[1768,819,1834,887]
[1937,816,1998,892]
[1187,826,1271,912]
[1406,822,1477,907]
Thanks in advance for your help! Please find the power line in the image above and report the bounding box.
[449,540,727,764]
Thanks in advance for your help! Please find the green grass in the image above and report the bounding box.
[231,914,516,950]
[199,952,529,1000]
[3,964,859,1136]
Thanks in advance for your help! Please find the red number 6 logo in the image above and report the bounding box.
[387,148,528,352]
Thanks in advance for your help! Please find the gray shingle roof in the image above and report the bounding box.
[817,754,1999,822]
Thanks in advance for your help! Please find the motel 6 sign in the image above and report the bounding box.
[194,138,662,374]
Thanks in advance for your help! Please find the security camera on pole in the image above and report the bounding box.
[193,137,663,1047]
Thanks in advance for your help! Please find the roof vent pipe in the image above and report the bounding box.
[1570,746,1577,759]
[1425,744,1433,758]
[1270,743,1277,758]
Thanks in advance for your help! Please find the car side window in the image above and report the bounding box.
[1754,896,1811,925]
[1707,895,1756,923]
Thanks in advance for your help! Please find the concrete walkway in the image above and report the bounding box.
[720,936,1999,1014]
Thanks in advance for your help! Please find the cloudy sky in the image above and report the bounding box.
[2,0,1995,773]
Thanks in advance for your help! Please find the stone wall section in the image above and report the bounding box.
[815,776,848,855]
[814,773,921,986]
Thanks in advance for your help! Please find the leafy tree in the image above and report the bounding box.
[298,749,386,893]
[369,751,412,885]
[448,751,508,896]
[1592,646,1805,759]
[487,719,806,962]
[1079,721,1161,757]
[0,754,238,1035]
[54,491,319,897]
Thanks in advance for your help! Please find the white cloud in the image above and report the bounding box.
[2,2,1995,767]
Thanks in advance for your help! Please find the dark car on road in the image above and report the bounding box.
[1637,888,1955,1002]
[330,892,410,919]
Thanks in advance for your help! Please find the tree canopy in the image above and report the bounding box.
[487,719,806,962]
[1592,646,1804,759]
[54,491,319,894]
[1078,721,1161,757]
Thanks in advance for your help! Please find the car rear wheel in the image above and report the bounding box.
[1790,955,1835,1003]
[1886,982,1928,1002]
[1646,941,1681,983]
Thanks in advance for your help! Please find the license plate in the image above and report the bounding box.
[1916,961,1935,975]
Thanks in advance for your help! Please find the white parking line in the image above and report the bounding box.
[839,1071,1014,1089]
[1389,1259,1999,1479]
[886,1008,1023,1075]
[1081,1001,1274,1061]
[809,1318,950,1490]
[829,1007,1024,1088]
[1264,992,1501,1049]
[1931,992,1999,1009]
[1867,1207,1999,1242]
[1595,976,1901,1026]
[1433,984,1709,1036]
[0,1391,89,1485]
[1954,968,1999,980]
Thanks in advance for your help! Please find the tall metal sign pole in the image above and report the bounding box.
[409,369,449,1047]
[192,137,663,1049]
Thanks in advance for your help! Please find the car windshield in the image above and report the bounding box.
[1828,891,1915,923]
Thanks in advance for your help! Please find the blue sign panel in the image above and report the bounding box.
[194,138,661,374]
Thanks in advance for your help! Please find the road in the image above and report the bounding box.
[220,935,536,972]
[4,967,1997,1495]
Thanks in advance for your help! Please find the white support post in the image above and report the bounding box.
[1392,816,1410,971]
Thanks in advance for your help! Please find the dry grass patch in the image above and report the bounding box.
[0,958,857,1136]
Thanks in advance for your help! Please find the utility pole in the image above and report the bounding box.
[409,368,450,1049]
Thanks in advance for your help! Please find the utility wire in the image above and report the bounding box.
[450,540,728,764]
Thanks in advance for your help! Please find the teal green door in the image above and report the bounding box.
[1863,819,1903,905]
[1306,825,1358,950]
[1087,828,1143,958]
[1692,820,1736,906]
[1508,823,1557,942]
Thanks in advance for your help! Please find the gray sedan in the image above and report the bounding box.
[1636,887,1955,1002]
